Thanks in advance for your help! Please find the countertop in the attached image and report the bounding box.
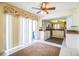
[67,30,79,34]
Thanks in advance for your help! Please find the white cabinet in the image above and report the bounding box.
[40,31,44,41]
[52,30,64,38]
[66,16,73,30]
[66,14,79,30]
[44,31,50,40]
[40,31,50,41]
[72,13,79,26]
[66,34,79,49]
[72,13,79,30]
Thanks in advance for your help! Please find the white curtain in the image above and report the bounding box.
[19,17,29,45]
[28,19,33,44]
[5,14,13,50]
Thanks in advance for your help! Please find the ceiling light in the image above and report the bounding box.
[40,10,47,14]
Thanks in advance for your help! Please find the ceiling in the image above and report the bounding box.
[7,2,79,19]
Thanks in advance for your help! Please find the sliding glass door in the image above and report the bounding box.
[5,15,37,51]
[28,19,32,44]
[32,20,37,41]
[29,19,37,43]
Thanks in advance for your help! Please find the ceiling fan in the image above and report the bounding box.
[32,2,56,14]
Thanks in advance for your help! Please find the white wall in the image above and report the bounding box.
[42,10,73,20]
[37,19,42,40]
[42,21,50,30]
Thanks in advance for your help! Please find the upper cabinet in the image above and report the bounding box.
[72,13,79,26]
[66,16,73,30]
[66,12,79,30]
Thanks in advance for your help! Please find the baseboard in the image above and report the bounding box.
[3,42,37,56]
[4,44,28,56]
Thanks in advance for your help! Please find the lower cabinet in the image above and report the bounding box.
[40,31,44,41]
[52,30,64,38]
[40,31,50,41]
[66,34,79,50]
[44,31,50,40]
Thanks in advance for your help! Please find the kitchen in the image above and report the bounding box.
[39,19,66,45]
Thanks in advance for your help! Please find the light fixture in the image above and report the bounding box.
[40,10,47,14]
[32,2,56,14]
[49,20,66,23]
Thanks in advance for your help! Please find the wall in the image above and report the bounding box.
[36,19,41,40]
[42,20,50,30]
[0,3,40,55]
[42,10,74,20]
[0,4,5,53]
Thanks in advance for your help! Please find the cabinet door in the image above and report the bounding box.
[66,16,73,30]
[40,31,44,40]
[44,31,50,40]
[72,14,78,26]
[72,13,79,30]
[66,14,79,30]
[66,34,79,49]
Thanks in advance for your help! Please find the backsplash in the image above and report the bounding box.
[70,26,79,30]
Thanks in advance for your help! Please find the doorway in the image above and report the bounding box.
[42,20,66,45]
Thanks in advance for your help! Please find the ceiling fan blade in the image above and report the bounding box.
[44,2,48,8]
[36,11,41,14]
[41,2,44,8]
[32,7,41,10]
[41,2,48,8]
[46,7,56,10]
